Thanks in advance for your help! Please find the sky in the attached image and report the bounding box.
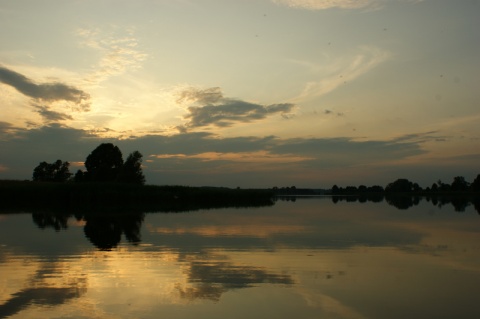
[0,0,479,188]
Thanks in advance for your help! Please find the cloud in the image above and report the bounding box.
[153,150,312,164]
[0,121,17,136]
[185,101,295,128]
[176,87,224,105]
[0,65,90,110]
[34,105,74,123]
[324,109,344,117]
[76,27,147,85]
[272,0,379,10]
[272,0,426,10]
[270,137,425,167]
[293,46,390,102]
[1,124,476,187]
[178,87,296,129]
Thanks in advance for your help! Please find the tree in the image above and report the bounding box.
[331,185,339,194]
[358,185,367,193]
[412,183,422,192]
[32,160,71,182]
[451,176,469,191]
[385,178,414,193]
[471,174,480,191]
[118,151,145,185]
[84,143,124,182]
[74,169,85,182]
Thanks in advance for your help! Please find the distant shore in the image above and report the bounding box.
[1,179,479,214]
[0,180,274,213]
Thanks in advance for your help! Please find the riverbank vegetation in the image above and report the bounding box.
[0,180,274,213]
[328,175,480,196]
[2,141,479,213]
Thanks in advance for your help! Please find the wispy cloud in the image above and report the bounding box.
[0,65,90,110]
[272,0,379,10]
[76,27,148,85]
[293,46,390,102]
[153,150,312,164]
[272,0,426,11]
[177,87,296,130]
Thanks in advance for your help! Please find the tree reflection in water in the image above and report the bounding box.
[32,213,69,231]
[83,213,144,250]
[31,212,144,250]
[324,195,480,213]
[31,195,480,252]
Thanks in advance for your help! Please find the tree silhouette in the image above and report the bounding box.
[385,178,414,193]
[84,143,123,182]
[73,169,85,182]
[117,151,145,185]
[32,160,71,182]
[83,213,144,250]
[451,176,469,191]
[471,174,480,191]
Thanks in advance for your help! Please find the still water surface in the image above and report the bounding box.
[1,197,479,319]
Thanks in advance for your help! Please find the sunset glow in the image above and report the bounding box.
[1,0,478,187]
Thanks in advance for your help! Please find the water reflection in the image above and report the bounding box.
[177,259,293,301]
[83,213,144,250]
[277,195,480,213]
[0,259,87,319]
[1,197,479,318]
[32,212,144,250]
[32,213,69,231]
[0,287,84,318]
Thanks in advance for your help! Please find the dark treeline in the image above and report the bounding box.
[329,175,480,195]
[325,175,480,213]
[0,180,274,213]
[271,186,325,196]
[7,143,274,213]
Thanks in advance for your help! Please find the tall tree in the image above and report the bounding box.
[118,151,146,185]
[451,176,469,191]
[84,143,123,182]
[32,160,71,182]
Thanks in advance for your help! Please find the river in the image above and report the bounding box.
[1,196,479,319]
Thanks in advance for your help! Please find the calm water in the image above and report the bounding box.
[1,197,479,319]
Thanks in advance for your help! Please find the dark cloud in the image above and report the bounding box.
[34,105,74,123]
[0,121,14,133]
[0,121,23,139]
[185,100,295,128]
[0,65,90,110]
[391,131,446,143]
[270,137,425,167]
[1,124,477,187]
[178,87,295,129]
